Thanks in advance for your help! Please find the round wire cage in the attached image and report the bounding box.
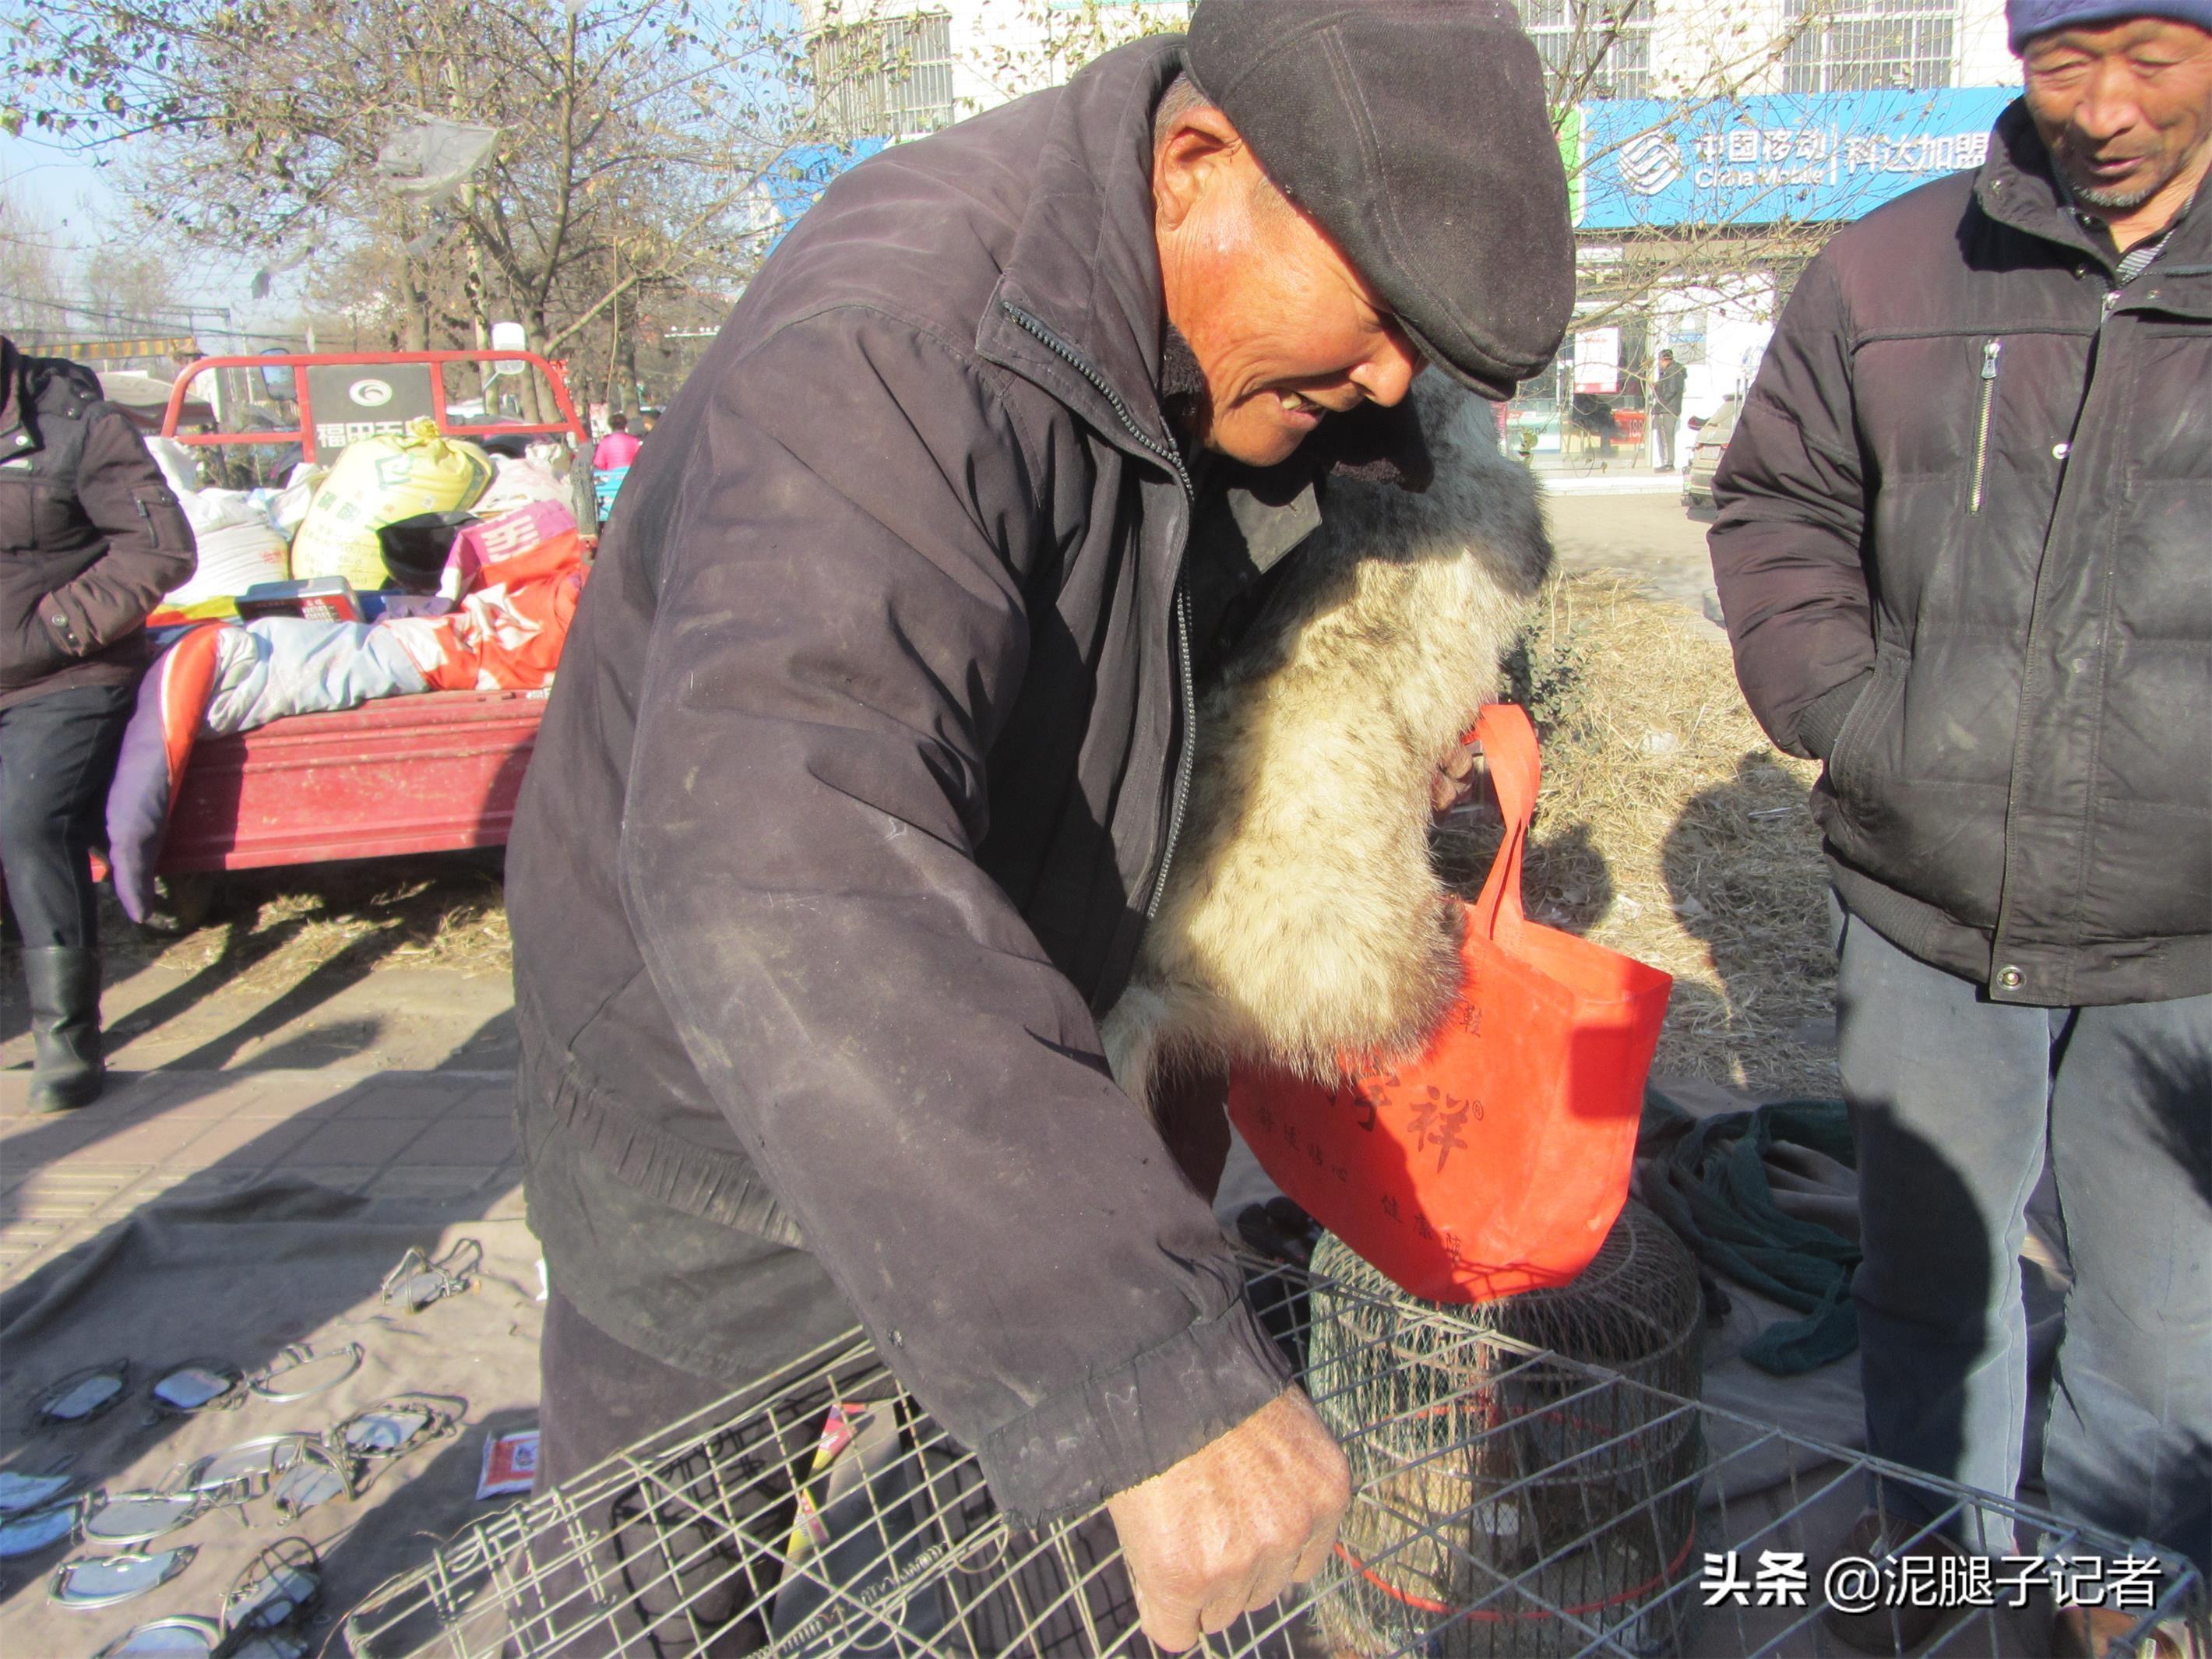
[1306,1201,1706,1659]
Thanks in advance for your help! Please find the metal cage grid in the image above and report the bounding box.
[1304,1218,1707,1658]
[342,1254,2206,1659]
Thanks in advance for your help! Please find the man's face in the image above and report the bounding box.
[2022,17,2212,211]
[1154,114,1425,467]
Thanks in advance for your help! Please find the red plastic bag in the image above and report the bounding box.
[1226,703,1671,1302]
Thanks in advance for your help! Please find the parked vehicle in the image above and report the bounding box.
[157,689,548,896]
[1682,394,1742,509]
[145,351,590,889]
[161,348,592,512]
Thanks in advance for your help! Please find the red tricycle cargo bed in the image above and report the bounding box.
[157,689,547,874]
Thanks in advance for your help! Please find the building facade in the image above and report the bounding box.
[801,0,1192,135]
[796,0,2021,456]
[1545,0,2017,458]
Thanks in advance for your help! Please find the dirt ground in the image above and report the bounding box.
[1545,483,1727,625]
[1,862,517,1087]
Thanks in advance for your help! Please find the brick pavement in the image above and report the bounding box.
[0,1063,520,1288]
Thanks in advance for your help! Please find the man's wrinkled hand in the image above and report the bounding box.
[1432,737,1491,816]
[1104,1389,1351,1654]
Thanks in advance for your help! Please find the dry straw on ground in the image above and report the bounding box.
[108,856,513,993]
[1440,572,1840,1098]
[104,575,1835,1095]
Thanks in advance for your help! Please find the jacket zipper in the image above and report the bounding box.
[1000,301,1196,921]
[1987,287,2123,999]
[1968,338,2002,514]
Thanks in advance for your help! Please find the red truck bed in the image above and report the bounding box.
[157,689,548,875]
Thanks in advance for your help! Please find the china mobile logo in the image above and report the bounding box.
[1618,131,1684,196]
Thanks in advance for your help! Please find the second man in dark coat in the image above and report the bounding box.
[1709,2,2210,1645]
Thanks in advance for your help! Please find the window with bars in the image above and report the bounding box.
[1783,0,1957,91]
[812,10,956,140]
[1520,0,1654,100]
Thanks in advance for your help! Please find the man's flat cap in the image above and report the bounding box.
[1185,0,1576,401]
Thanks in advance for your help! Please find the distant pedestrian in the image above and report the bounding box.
[591,413,642,472]
[1648,348,1685,470]
[2,335,197,1111]
[1708,5,2210,1653]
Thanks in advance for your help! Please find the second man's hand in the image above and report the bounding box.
[1104,1388,1351,1653]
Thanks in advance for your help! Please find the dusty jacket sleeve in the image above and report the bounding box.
[37,407,197,662]
[1707,257,1876,759]
[617,308,1291,1527]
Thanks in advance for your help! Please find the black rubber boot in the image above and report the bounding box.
[23,946,105,1112]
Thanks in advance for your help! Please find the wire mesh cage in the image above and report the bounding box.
[343,1235,2207,1659]
[1306,1203,1705,1657]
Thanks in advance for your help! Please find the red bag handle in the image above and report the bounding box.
[1469,703,1541,945]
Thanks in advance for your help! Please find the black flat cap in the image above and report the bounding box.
[1185,0,1575,401]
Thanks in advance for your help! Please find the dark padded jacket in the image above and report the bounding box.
[1710,104,2210,1008]
[502,38,1421,1526]
[0,338,196,710]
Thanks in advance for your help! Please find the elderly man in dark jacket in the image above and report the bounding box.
[1710,0,2211,1647]
[2,337,195,1111]
[507,1,1573,1649]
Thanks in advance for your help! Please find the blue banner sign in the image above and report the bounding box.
[1573,86,2019,230]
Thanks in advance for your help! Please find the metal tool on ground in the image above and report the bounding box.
[246,1344,364,1403]
[79,1539,324,1658]
[181,1437,311,1504]
[221,1537,323,1642]
[329,1396,467,1497]
[149,1361,247,1417]
[91,1613,223,1657]
[381,1242,483,1314]
[77,1488,207,1548]
[267,1444,350,1527]
[0,1500,81,1559]
[33,1362,132,1428]
[48,1546,198,1611]
[19,1347,340,1439]
[0,1466,80,1516]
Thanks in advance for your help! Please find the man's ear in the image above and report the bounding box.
[1153,105,1249,234]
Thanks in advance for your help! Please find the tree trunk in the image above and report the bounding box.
[400,268,431,352]
[621,327,643,414]
[464,185,492,407]
[601,282,624,416]
[523,312,556,426]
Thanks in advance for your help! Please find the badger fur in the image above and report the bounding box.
[1101,377,1552,1111]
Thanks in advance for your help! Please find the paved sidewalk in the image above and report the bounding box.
[0,1064,521,1289]
[1537,467,1687,495]
[1547,488,1725,627]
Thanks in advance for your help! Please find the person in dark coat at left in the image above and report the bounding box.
[2,336,197,1111]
